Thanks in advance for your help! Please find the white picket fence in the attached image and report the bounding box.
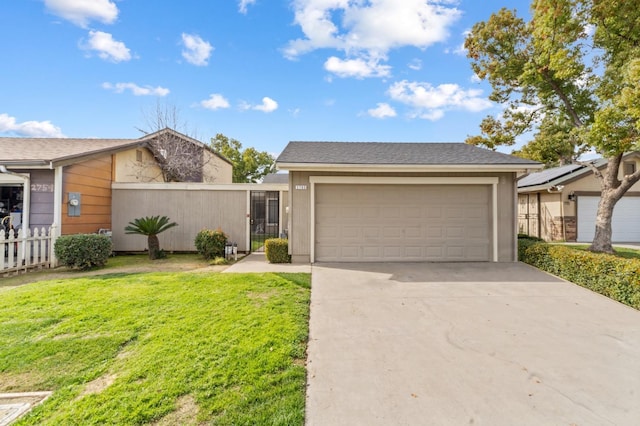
[1,225,57,275]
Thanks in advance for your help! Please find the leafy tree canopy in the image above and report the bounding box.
[210,134,275,183]
[465,0,640,252]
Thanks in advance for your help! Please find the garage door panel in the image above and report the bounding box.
[315,184,491,262]
[578,196,640,242]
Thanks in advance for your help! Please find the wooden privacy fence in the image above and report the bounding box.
[1,225,56,275]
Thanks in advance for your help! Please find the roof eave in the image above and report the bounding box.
[276,162,543,173]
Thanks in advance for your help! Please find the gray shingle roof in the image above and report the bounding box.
[277,142,540,166]
[0,137,140,164]
[262,172,289,184]
[0,128,232,167]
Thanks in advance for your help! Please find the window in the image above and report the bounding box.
[136,150,143,162]
[266,198,278,225]
[623,161,636,176]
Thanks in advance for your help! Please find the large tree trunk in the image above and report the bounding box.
[588,154,640,253]
[148,234,160,259]
[588,190,617,253]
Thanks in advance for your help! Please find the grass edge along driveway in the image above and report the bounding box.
[0,271,310,425]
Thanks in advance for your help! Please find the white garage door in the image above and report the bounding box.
[577,196,640,242]
[315,184,491,262]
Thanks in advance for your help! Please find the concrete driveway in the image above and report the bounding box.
[306,262,640,426]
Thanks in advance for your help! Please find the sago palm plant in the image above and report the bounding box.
[124,215,178,259]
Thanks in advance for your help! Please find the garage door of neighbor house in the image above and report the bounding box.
[577,196,640,242]
[315,184,491,262]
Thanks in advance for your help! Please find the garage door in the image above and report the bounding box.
[577,196,640,242]
[315,184,491,262]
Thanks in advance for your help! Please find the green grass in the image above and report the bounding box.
[0,271,311,425]
[561,244,640,260]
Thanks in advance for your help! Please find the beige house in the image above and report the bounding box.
[517,152,640,242]
[0,129,232,236]
[276,142,542,263]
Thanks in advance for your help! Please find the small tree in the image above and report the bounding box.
[125,216,178,259]
[210,133,275,183]
[136,101,212,182]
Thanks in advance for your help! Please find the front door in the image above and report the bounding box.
[250,191,279,252]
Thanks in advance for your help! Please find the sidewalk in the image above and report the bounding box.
[222,253,311,273]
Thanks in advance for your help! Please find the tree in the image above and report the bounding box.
[124,215,178,260]
[210,133,275,183]
[465,0,640,253]
[136,101,210,182]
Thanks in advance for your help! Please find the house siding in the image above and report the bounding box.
[289,171,517,263]
[62,157,113,234]
[10,169,55,231]
[113,148,164,183]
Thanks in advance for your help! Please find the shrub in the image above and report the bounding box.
[124,216,178,260]
[265,238,290,263]
[211,256,229,265]
[195,229,227,260]
[54,234,112,270]
[519,240,640,310]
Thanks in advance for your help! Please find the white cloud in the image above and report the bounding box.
[388,80,493,120]
[239,0,256,14]
[284,0,461,58]
[102,82,169,96]
[324,56,391,78]
[83,31,131,62]
[181,33,213,66]
[44,0,118,27]
[200,94,231,110]
[408,59,422,71]
[367,103,397,119]
[253,97,279,113]
[0,113,65,138]
[470,73,482,83]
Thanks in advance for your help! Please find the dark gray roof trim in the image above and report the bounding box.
[277,142,540,166]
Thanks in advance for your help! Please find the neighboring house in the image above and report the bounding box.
[0,128,232,237]
[276,142,541,263]
[517,152,640,242]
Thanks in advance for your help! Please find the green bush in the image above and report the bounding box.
[195,229,227,260]
[54,234,112,270]
[519,240,640,310]
[265,238,290,263]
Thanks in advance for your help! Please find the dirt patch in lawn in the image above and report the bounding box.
[152,394,200,426]
[80,373,117,397]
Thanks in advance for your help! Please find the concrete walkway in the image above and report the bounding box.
[222,252,311,273]
[306,262,640,425]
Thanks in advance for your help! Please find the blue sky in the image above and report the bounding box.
[1,0,533,155]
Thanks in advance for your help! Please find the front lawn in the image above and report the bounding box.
[561,244,640,260]
[0,271,311,425]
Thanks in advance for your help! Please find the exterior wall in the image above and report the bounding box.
[289,171,517,263]
[9,169,55,231]
[114,147,233,184]
[202,152,233,183]
[112,185,250,252]
[62,157,113,235]
[113,148,164,183]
